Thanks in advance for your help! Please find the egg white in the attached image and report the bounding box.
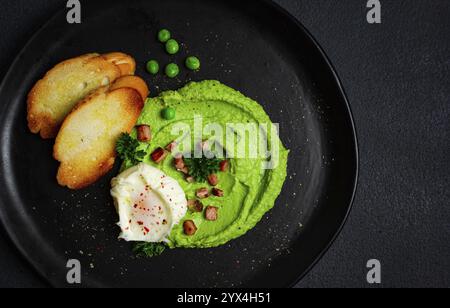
[111,163,187,243]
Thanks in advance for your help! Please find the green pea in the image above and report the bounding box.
[165,63,180,78]
[162,107,176,120]
[185,56,201,71]
[165,39,180,55]
[146,60,159,75]
[158,29,171,43]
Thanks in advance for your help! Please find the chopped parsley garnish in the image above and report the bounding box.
[133,242,167,258]
[184,154,221,182]
[116,133,146,166]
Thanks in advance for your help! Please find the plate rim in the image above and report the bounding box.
[0,0,359,288]
[264,0,360,287]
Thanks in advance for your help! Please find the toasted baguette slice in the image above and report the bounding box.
[102,52,136,76]
[54,77,146,190]
[28,52,136,139]
[109,75,149,101]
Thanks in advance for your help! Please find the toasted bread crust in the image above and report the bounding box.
[109,75,150,101]
[103,52,136,76]
[54,81,145,190]
[27,52,136,139]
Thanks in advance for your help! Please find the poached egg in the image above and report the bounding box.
[111,163,187,243]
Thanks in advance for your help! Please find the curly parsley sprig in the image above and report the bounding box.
[133,242,167,258]
[116,133,146,166]
[184,155,222,182]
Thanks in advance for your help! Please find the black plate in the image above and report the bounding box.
[0,0,358,288]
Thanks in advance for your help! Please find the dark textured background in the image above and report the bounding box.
[0,0,448,288]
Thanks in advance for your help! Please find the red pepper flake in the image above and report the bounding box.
[144,227,150,233]
[137,221,144,225]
